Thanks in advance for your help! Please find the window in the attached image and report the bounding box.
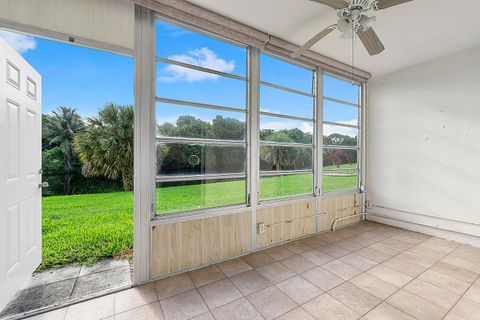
[155,20,248,215]
[322,74,360,193]
[259,54,315,200]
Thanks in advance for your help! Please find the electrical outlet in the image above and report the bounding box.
[257,222,265,234]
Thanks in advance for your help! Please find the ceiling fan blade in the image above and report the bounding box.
[308,0,347,9]
[356,27,385,56]
[375,0,414,9]
[291,26,336,59]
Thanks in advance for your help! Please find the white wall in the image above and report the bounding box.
[366,45,480,244]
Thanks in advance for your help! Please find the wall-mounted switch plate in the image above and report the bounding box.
[257,222,265,234]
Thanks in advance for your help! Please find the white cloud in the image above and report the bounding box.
[158,47,235,83]
[0,30,36,54]
[324,119,358,137]
[261,120,313,134]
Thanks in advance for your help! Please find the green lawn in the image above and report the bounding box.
[41,173,357,269]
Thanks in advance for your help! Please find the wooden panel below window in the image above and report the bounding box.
[319,193,362,231]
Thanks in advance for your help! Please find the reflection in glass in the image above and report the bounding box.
[156,102,246,141]
[157,143,246,176]
[156,178,246,214]
[260,146,312,171]
[260,173,313,200]
[260,115,313,144]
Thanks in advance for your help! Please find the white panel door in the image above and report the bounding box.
[0,36,42,311]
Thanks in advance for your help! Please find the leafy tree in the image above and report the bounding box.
[43,107,84,194]
[74,103,134,191]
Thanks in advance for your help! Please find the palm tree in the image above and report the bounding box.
[44,107,84,194]
[74,103,134,191]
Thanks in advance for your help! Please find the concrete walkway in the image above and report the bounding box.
[0,259,132,320]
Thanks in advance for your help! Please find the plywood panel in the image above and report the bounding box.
[319,193,362,231]
[151,210,251,278]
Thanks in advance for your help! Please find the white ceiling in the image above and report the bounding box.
[187,0,480,77]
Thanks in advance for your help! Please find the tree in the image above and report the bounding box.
[44,107,84,194]
[74,103,134,191]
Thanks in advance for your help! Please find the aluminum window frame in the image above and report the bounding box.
[155,16,249,215]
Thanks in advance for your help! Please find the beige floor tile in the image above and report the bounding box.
[276,275,323,304]
[407,245,447,261]
[443,312,470,320]
[301,267,344,291]
[257,262,295,284]
[115,302,164,320]
[451,248,480,265]
[363,302,415,320]
[276,307,315,320]
[191,312,215,320]
[418,237,459,254]
[387,290,447,320]
[430,261,478,284]
[65,294,114,320]
[300,236,327,248]
[403,278,460,309]
[383,253,431,277]
[155,273,195,300]
[381,238,415,252]
[328,282,381,316]
[464,285,480,304]
[368,243,402,257]
[216,258,252,277]
[418,269,471,296]
[340,253,378,271]
[322,260,363,281]
[367,265,413,287]
[25,308,67,320]
[315,232,344,243]
[230,269,271,295]
[285,241,311,254]
[281,254,316,274]
[348,235,378,247]
[160,289,208,320]
[356,246,393,263]
[392,231,430,244]
[361,231,390,241]
[334,238,365,251]
[198,279,242,310]
[212,297,263,320]
[247,286,297,320]
[318,244,351,258]
[442,254,480,274]
[450,298,480,320]
[350,272,399,300]
[334,229,358,239]
[189,265,226,288]
[264,245,295,260]
[115,283,158,314]
[300,249,334,265]
[302,294,359,320]
[241,252,275,268]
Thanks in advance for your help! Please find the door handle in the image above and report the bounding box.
[39,181,49,188]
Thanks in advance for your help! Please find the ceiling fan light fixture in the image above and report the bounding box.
[337,18,351,32]
[359,15,376,30]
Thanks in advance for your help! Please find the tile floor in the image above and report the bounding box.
[23,221,480,320]
[1,259,132,320]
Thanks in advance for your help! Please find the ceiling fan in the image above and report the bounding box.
[291,0,414,59]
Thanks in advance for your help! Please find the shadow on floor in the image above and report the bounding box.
[0,259,132,320]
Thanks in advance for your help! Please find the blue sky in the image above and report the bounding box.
[0,21,359,137]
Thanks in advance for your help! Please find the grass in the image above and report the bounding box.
[41,173,357,269]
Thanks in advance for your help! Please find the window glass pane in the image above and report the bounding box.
[323,149,358,171]
[260,174,313,200]
[324,74,359,104]
[157,102,246,140]
[260,115,313,144]
[322,174,358,193]
[156,178,246,215]
[156,62,246,109]
[323,100,358,126]
[156,20,246,76]
[260,54,313,93]
[260,146,312,171]
[157,143,246,176]
[323,124,358,146]
[260,84,313,119]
